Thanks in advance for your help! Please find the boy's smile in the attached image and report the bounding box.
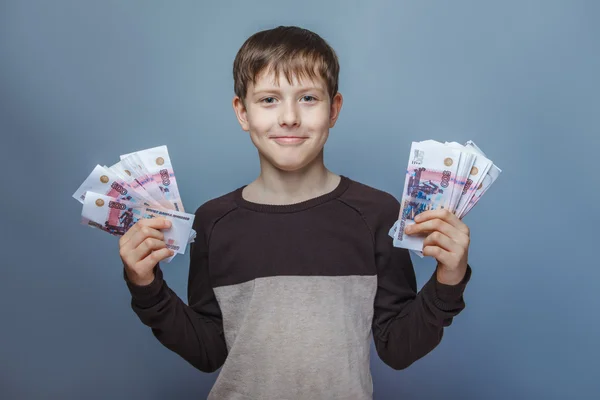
[270,136,308,145]
[233,67,343,173]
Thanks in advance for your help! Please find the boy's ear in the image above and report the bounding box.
[232,96,250,131]
[329,92,343,128]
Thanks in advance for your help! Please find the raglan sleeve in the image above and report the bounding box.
[123,206,229,373]
[371,195,472,370]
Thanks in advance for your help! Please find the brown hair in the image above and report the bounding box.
[233,26,340,104]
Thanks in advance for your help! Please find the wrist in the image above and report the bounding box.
[436,264,467,286]
[123,264,165,309]
[125,267,155,287]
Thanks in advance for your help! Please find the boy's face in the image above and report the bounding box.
[232,68,343,173]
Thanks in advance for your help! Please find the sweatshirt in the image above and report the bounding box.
[124,175,471,399]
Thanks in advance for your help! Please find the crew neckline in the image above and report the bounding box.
[234,175,351,213]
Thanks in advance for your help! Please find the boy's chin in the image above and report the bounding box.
[272,160,310,172]
[264,155,319,172]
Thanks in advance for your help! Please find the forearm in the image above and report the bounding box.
[374,266,471,370]
[125,266,228,373]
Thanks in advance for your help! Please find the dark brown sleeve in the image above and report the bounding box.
[371,197,471,370]
[124,208,228,372]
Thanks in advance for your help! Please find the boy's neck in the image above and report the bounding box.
[243,155,341,206]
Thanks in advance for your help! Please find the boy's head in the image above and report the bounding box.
[232,26,343,173]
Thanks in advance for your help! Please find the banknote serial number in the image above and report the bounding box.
[160,169,171,186]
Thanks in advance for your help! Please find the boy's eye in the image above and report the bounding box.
[260,96,316,104]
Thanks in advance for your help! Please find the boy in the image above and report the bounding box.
[119,26,472,399]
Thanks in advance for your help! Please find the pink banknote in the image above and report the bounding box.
[393,141,462,251]
[72,165,145,206]
[120,146,184,212]
[81,192,196,262]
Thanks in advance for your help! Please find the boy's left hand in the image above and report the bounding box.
[404,209,470,286]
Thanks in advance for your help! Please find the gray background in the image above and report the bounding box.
[1,1,598,399]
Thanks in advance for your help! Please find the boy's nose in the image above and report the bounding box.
[278,102,300,128]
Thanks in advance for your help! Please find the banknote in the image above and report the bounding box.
[106,161,160,208]
[390,139,501,253]
[81,191,147,236]
[457,141,502,218]
[444,141,493,217]
[120,154,172,210]
[120,145,184,213]
[74,145,195,261]
[417,140,475,213]
[72,165,146,206]
[81,192,196,262]
[388,220,424,258]
[450,151,476,212]
[459,163,502,218]
[142,207,195,255]
[392,141,462,251]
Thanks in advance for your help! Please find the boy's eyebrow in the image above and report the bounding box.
[252,86,326,96]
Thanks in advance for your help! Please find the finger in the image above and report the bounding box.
[136,248,175,271]
[423,231,462,254]
[119,223,139,248]
[123,224,166,253]
[131,237,168,263]
[422,245,454,264]
[415,209,469,235]
[406,218,463,241]
[120,217,171,249]
[120,218,153,247]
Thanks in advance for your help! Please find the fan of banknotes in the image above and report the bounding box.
[389,140,502,257]
[72,145,196,263]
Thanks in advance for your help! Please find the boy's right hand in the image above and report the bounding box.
[119,217,174,286]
